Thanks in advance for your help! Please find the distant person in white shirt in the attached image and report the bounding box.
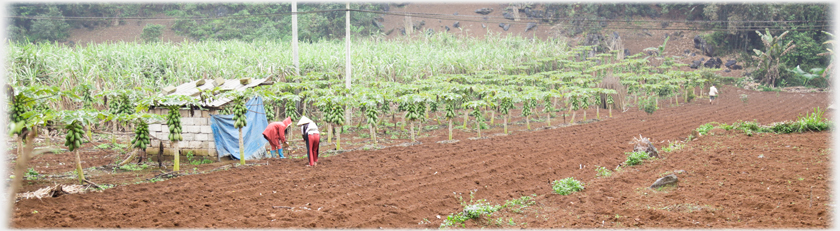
[709,84,719,105]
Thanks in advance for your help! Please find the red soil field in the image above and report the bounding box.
[10,86,831,228]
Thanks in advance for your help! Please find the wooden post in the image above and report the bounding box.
[448,119,453,140]
[174,140,181,171]
[503,114,508,134]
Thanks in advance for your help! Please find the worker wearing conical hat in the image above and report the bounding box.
[262,117,292,158]
[297,116,320,166]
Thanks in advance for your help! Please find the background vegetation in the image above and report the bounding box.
[5,3,833,88]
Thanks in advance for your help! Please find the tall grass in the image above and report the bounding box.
[6,33,569,92]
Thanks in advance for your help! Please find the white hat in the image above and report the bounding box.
[296,116,313,126]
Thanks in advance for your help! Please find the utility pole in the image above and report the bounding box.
[345,2,351,127]
[293,2,303,122]
[292,1,299,76]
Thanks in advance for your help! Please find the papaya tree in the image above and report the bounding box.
[356,88,383,145]
[542,90,562,126]
[398,93,429,143]
[493,91,515,134]
[56,110,111,184]
[119,113,165,166]
[316,93,348,150]
[279,93,301,146]
[439,92,462,140]
[463,100,488,138]
[98,89,137,144]
[520,92,538,130]
[231,94,249,165]
[151,94,200,171]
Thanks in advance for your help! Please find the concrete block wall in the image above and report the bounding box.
[145,108,217,157]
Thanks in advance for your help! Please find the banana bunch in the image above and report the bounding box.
[233,101,247,128]
[64,121,85,151]
[167,107,183,141]
[132,120,150,150]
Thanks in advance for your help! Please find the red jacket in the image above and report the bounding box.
[262,117,292,148]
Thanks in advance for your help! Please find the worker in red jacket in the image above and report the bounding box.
[262,117,292,158]
[297,116,320,166]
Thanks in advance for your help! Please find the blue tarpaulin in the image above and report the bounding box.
[210,96,269,160]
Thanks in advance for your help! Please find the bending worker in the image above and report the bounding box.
[297,116,321,166]
[262,117,292,158]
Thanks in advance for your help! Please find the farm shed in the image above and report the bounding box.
[144,77,273,161]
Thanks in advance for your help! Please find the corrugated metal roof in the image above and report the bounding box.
[161,78,271,108]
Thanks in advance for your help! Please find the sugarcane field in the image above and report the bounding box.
[4,2,835,229]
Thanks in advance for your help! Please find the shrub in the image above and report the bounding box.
[624,151,652,166]
[736,120,771,136]
[686,90,696,102]
[661,141,684,152]
[639,96,658,114]
[462,200,502,219]
[25,168,39,180]
[793,107,831,132]
[595,165,612,177]
[695,123,715,136]
[141,24,165,43]
[28,6,71,42]
[552,177,584,195]
[119,163,148,171]
[740,94,748,104]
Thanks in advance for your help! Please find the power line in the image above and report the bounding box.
[8,8,831,24]
[353,9,832,24]
[5,9,345,20]
[7,7,830,33]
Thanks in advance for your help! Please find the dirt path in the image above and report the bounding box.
[11,87,830,228]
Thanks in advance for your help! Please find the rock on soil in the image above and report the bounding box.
[650,174,678,188]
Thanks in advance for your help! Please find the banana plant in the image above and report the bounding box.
[753,29,795,87]
[786,65,825,87]
[818,31,834,82]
